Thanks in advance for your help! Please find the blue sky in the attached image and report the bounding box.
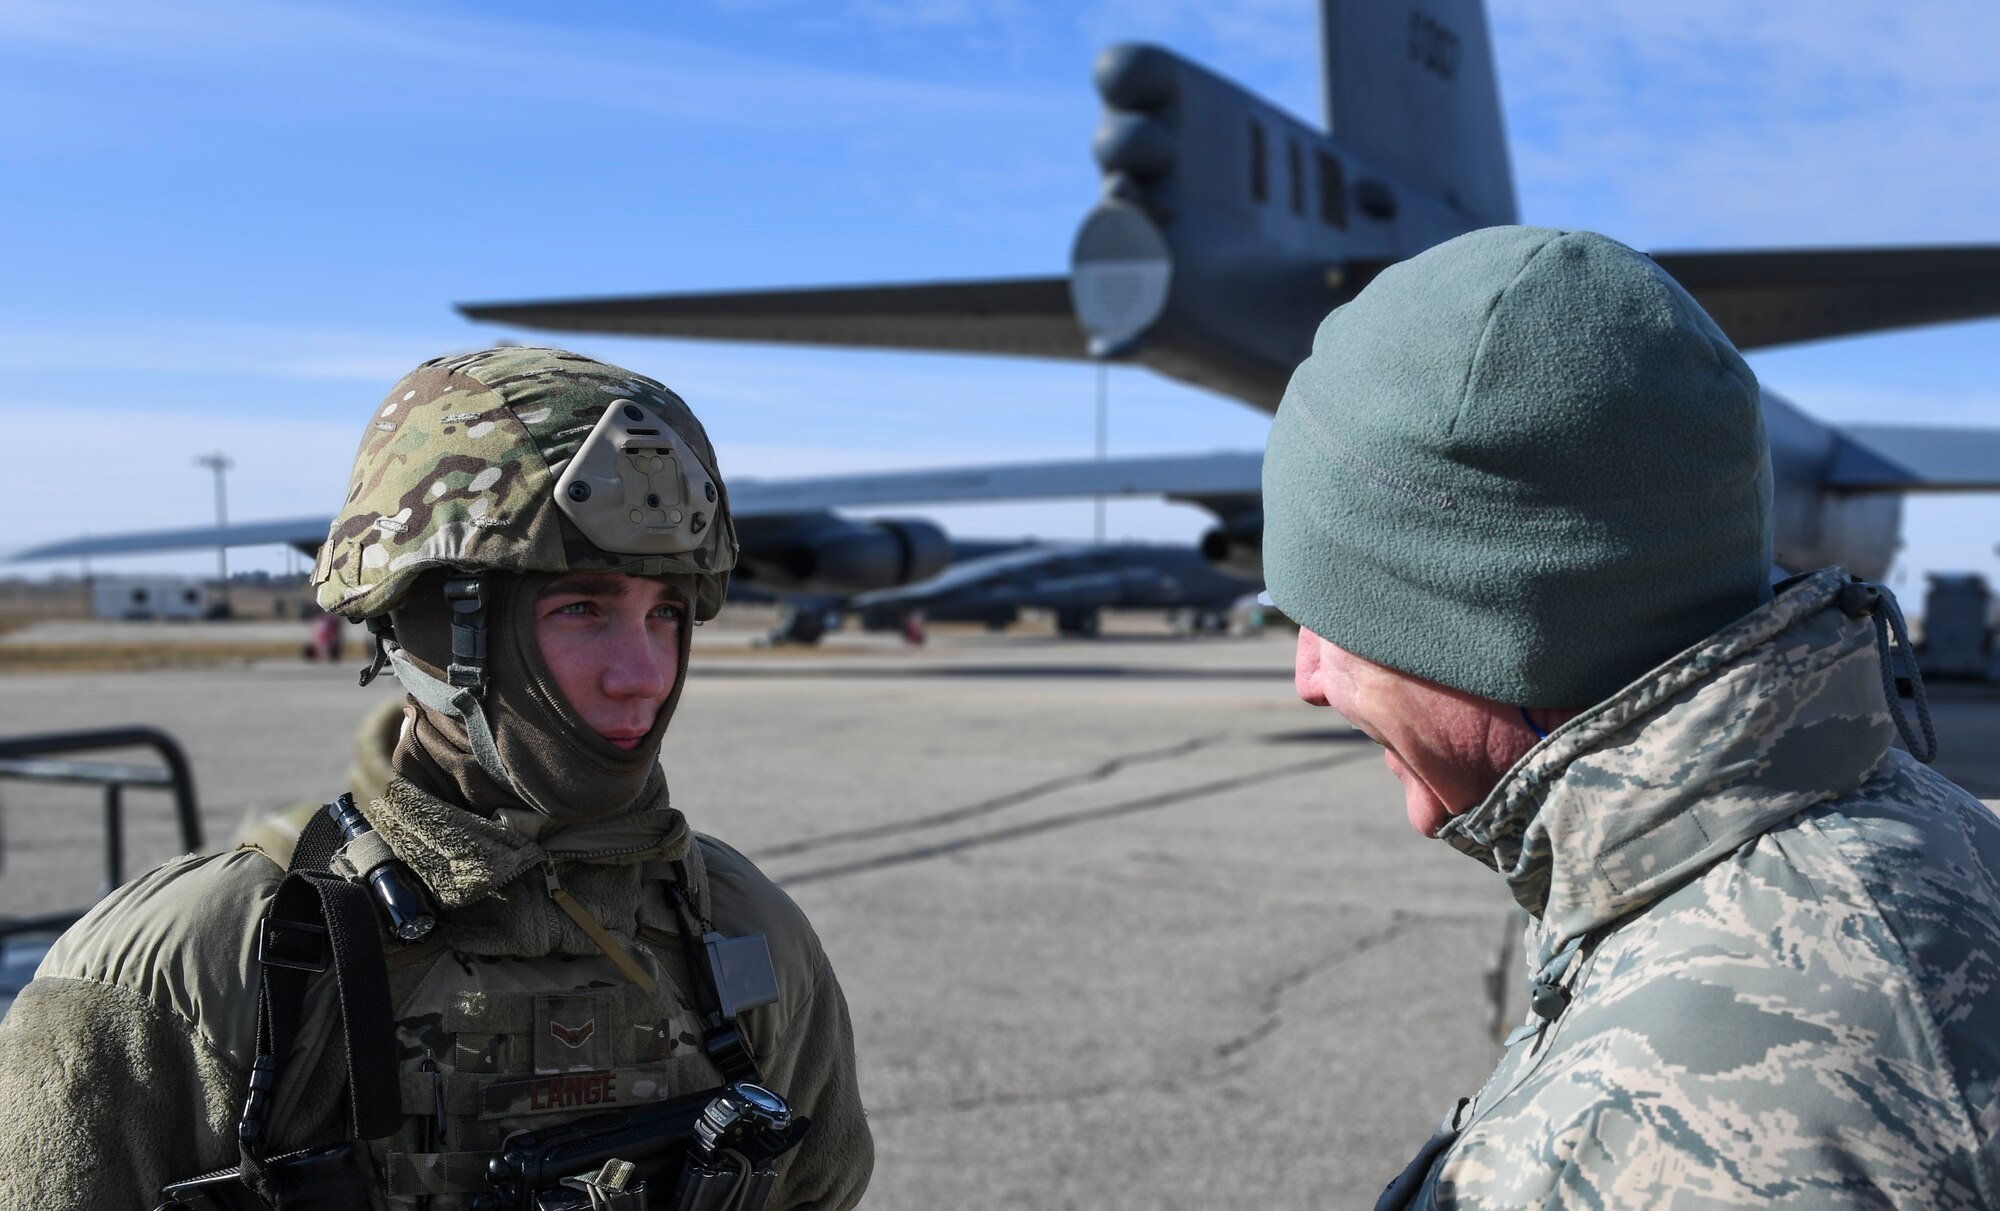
[3,0,1997,597]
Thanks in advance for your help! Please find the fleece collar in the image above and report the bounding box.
[1437,568,1896,946]
[354,771,707,957]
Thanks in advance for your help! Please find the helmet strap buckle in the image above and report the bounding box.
[443,577,490,697]
[357,616,396,688]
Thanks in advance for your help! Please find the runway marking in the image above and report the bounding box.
[774,749,1373,886]
[754,735,1221,860]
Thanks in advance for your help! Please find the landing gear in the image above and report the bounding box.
[769,602,835,646]
[1055,607,1101,638]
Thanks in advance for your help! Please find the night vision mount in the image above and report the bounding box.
[553,400,720,558]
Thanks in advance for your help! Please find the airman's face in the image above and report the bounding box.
[1293,627,1542,837]
[533,573,686,749]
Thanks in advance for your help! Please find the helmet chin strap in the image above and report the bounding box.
[378,574,522,805]
[385,641,513,794]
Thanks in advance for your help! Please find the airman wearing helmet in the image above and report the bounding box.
[0,347,875,1210]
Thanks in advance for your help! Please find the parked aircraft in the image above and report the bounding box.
[458,0,2000,581]
[15,0,2000,599]
[720,536,1251,643]
[849,539,1256,639]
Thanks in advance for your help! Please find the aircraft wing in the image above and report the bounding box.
[1652,246,2000,351]
[8,452,1266,564]
[459,277,1090,360]
[728,450,1263,513]
[460,249,2000,378]
[6,517,335,563]
[1825,424,2000,492]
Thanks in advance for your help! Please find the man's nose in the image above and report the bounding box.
[602,616,673,700]
[1294,627,1328,706]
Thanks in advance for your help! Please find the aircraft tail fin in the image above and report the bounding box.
[1319,0,1516,226]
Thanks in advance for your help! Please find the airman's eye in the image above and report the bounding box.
[652,603,686,623]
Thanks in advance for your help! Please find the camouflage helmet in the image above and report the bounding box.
[311,346,738,620]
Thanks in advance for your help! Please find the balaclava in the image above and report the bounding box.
[388,567,698,822]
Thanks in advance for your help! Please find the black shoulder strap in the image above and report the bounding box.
[666,861,764,1086]
[235,811,402,1200]
[289,807,346,876]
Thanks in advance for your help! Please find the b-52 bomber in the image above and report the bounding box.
[458,0,2000,584]
[18,0,2000,603]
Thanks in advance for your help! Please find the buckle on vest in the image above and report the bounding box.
[259,917,331,973]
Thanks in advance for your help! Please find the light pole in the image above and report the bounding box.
[1094,363,1108,543]
[194,451,234,617]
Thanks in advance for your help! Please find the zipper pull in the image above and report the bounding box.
[543,860,658,993]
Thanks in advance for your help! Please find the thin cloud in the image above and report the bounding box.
[0,0,1066,131]
[1492,0,2000,243]
[0,322,450,382]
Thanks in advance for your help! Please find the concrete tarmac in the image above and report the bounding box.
[2,627,1998,1207]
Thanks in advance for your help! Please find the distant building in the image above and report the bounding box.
[1919,574,1997,681]
[89,577,207,621]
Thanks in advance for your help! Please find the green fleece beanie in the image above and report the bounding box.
[1262,226,1773,709]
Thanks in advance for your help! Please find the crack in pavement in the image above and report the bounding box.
[867,909,1504,1121]
[775,750,1373,886]
[1213,914,1440,1060]
[754,735,1221,861]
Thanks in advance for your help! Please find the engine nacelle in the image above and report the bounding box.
[1198,509,1263,582]
[745,516,951,596]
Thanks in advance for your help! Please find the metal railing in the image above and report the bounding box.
[0,727,204,938]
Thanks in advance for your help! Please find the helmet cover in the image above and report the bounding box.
[312,346,738,620]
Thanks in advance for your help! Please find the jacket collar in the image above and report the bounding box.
[1437,568,1895,945]
[352,769,705,959]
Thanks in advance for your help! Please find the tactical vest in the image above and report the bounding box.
[364,901,734,1205]
[186,805,771,1211]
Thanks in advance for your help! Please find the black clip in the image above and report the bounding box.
[357,615,395,687]
[258,917,330,974]
[238,1052,278,1150]
[702,1024,760,1083]
[443,577,489,695]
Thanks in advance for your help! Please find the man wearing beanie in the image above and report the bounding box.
[1265,227,2000,1208]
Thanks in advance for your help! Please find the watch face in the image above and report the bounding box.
[739,1083,786,1116]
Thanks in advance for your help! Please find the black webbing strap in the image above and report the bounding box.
[289,808,346,877]
[235,815,403,1201]
[667,862,763,1086]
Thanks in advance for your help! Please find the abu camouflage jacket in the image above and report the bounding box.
[1421,568,2000,1208]
[0,753,872,1209]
